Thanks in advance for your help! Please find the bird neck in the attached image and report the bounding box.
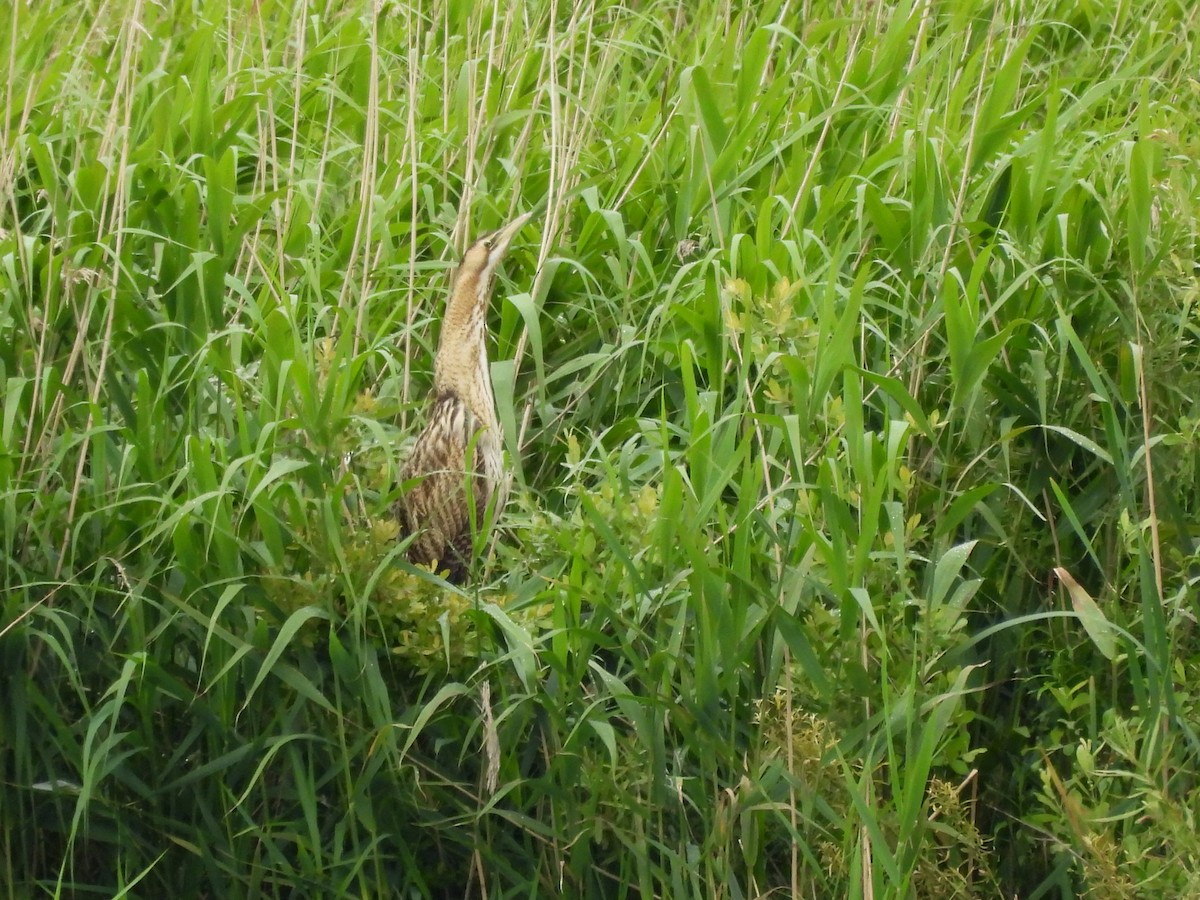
[434,270,496,420]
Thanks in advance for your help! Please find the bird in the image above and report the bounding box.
[395,211,534,583]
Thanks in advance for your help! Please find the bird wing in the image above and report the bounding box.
[396,392,486,578]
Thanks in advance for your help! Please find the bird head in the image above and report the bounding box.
[455,210,535,293]
[435,209,537,400]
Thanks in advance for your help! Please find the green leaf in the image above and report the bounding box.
[1054,567,1117,661]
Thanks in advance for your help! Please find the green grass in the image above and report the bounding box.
[3,0,1200,896]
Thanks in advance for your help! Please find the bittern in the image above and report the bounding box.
[395,211,534,583]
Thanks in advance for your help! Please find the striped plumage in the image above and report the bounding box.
[395,212,532,583]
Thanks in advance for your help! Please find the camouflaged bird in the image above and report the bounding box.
[395,212,533,583]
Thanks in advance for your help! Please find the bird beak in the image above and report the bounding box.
[485,210,537,259]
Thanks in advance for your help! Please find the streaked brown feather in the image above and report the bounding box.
[395,391,495,582]
[393,211,531,583]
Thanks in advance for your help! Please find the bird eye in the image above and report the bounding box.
[482,238,494,250]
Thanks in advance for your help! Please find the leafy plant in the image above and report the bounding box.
[3,0,1199,897]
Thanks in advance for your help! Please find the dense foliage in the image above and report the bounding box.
[3,0,1199,896]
